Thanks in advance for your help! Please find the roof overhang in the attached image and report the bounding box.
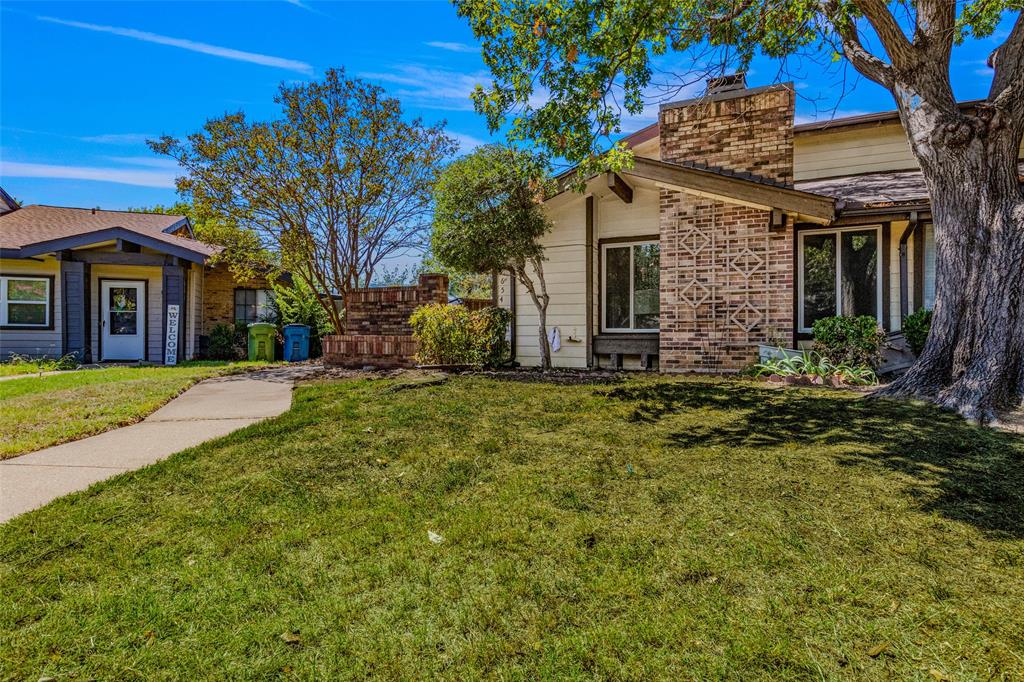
[555,157,836,223]
[2,226,213,264]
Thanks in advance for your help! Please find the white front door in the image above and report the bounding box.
[101,280,146,361]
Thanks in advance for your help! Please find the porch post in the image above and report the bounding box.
[60,260,90,361]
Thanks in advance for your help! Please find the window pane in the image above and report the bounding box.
[632,244,660,329]
[840,230,878,318]
[109,287,138,313]
[7,279,47,301]
[110,312,138,335]
[604,247,631,329]
[802,233,836,327]
[7,302,46,325]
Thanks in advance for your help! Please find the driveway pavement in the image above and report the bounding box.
[0,366,312,523]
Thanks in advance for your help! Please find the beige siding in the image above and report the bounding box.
[512,183,662,368]
[632,137,660,160]
[0,257,63,359]
[90,265,163,362]
[887,222,904,333]
[513,198,588,367]
[923,222,936,309]
[794,123,917,181]
[795,122,1024,181]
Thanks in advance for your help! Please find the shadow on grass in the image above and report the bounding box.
[602,381,1024,538]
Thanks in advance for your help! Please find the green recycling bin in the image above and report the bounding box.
[247,322,276,361]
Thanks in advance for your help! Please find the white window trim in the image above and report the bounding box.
[601,240,660,333]
[0,275,51,328]
[797,225,884,333]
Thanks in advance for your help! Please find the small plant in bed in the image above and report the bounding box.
[754,349,877,386]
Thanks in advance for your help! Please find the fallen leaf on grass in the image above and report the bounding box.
[929,670,948,681]
[280,631,301,645]
[867,642,889,657]
[428,530,444,544]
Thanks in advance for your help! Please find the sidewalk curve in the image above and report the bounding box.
[0,366,311,523]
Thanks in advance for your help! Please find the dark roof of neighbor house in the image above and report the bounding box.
[796,162,1024,210]
[0,186,19,215]
[0,205,220,261]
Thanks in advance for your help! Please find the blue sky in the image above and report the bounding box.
[0,1,1013,212]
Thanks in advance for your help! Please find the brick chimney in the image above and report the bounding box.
[658,75,795,185]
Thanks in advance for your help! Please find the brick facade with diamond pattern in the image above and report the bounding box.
[658,85,795,371]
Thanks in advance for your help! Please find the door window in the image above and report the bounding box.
[109,287,139,335]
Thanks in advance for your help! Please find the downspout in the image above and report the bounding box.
[898,210,919,324]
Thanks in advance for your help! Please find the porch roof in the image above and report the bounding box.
[0,205,220,263]
[795,162,1024,212]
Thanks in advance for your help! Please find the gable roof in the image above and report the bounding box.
[0,205,220,263]
[0,186,19,215]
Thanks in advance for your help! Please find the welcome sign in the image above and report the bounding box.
[165,304,180,365]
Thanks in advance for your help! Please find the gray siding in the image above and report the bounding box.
[61,260,89,360]
[0,258,63,359]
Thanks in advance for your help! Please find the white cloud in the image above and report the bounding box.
[425,41,478,54]
[448,131,487,153]
[0,161,176,188]
[360,64,490,111]
[38,16,314,75]
[104,156,180,169]
[80,133,156,145]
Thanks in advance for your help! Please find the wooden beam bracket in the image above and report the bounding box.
[606,172,633,204]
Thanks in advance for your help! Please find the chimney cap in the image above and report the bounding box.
[706,73,747,95]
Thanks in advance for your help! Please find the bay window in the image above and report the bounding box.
[798,226,882,332]
[0,275,51,328]
[602,241,660,332]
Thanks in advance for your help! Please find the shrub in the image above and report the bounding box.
[811,315,886,368]
[903,307,932,356]
[410,303,511,367]
[208,323,243,360]
[754,349,877,386]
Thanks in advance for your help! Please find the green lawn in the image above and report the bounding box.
[0,361,269,458]
[1,375,1022,679]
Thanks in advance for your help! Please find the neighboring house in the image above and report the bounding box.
[498,74,1024,371]
[0,199,278,362]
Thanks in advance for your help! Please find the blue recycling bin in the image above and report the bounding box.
[282,324,310,362]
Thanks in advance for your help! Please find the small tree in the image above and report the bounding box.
[150,68,457,333]
[432,145,555,369]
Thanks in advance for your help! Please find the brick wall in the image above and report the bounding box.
[201,265,277,334]
[343,273,448,335]
[323,273,448,367]
[658,83,795,371]
[660,84,794,184]
[322,335,419,368]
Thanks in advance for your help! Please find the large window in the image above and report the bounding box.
[798,226,881,332]
[0,275,50,328]
[602,241,660,332]
[234,288,273,324]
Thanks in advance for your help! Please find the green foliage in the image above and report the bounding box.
[812,315,886,368]
[131,203,275,283]
[419,252,493,299]
[2,353,79,375]
[432,144,553,275]
[754,349,877,386]
[150,68,457,333]
[452,0,1014,175]
[208,323,243,361]
[270,281,334,358]
[903,307,933,356]
[409,303,511,367]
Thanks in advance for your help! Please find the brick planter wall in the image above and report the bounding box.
[323,273,448,368]
[322,335,419,368]
[658,84,795,371]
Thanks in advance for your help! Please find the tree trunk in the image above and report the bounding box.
[877,100,1024,423]
[515,262,552,371]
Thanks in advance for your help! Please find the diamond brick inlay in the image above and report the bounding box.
[679,225,710,256]
[729,300,763,332]
[679,279,711,308]
[729,247,764,277]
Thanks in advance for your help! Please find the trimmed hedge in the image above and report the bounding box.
[410,304,511,367]
[811,315,886,368]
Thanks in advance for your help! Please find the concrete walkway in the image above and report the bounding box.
[0,366,310,523]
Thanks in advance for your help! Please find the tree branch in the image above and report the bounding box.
[989,13,1024,115]
[823,2,894,87]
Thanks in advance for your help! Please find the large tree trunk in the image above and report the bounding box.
[877,99,1024,423]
